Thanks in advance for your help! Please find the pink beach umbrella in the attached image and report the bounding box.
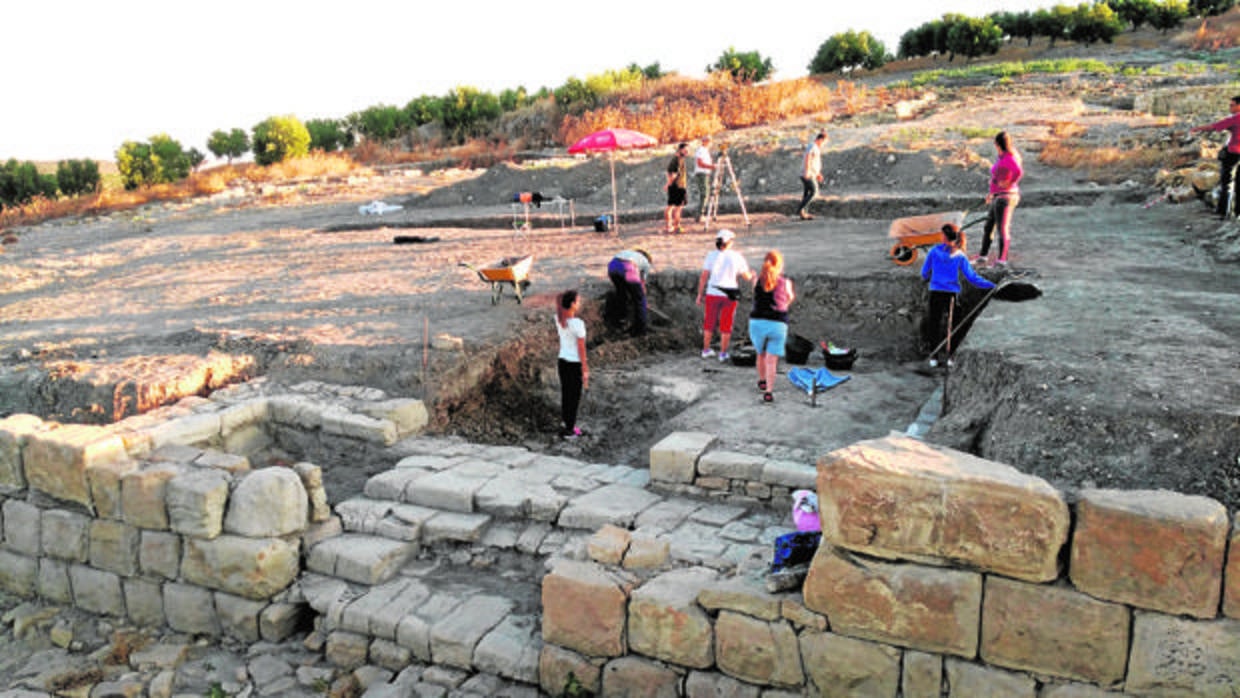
[568,128,658,231]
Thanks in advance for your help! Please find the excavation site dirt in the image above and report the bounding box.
[1,90,1238,511]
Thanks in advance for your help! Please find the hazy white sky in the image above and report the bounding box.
[5,0,1051,162]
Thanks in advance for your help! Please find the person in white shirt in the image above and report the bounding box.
[695,229,754,363]
[693,135,716,223]
[555,290,589,439]
[796,131,827,220]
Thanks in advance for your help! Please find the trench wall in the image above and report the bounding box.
[540,432,1240,697]
[0,381,428,642]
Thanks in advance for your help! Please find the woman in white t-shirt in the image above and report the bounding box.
[695,229,754,363]
[555,290,589,440]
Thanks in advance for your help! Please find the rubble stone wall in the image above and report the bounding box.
[544,432,1240,696]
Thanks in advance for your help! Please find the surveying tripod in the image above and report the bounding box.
[703,145,750,231]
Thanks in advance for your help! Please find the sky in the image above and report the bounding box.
[4,0,1051,163]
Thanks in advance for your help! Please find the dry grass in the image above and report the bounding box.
[1189,11,1239,50]
[1039,141,1170,181]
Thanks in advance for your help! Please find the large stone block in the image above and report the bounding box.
[361,399,428,438]
[1128,611,1240,694]
[683,671,760,698]
[799,630,901,698]
[901,651,942,698]
[649,432,716,484]
[223,467,308,538]
[697,451,765,482]
[139,530,181,579]
[3,499,41,556]
[817,435,1069,582]
[88,519,140,576]
[1070,488,1227,618]
[166,468,229,539]
[214,591,265,643]
[25,424,130,509]
[540,645,603,698]
[69,564,125,616]
[944,658,1036,697]
[0,549,36,596]
[542,560,630,658]
[474,614,541,684]
[164,582,220,636]
[86,459,139,520]
[558,483,662,531]
[123,577,165,627]
[146,412,222,449]
[715,611,803,687]
[429,594,513,669]
[981,576,1129,685]
[41,509,89,562]
[601,656,681,698]
[628,566,717,669]
[0,414,47,492]
[181,535,300,600]
[37,558,73,604]
[121,463,181,530]
[803,545,981,658]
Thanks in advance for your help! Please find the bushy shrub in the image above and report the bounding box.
[441,86,503,143]
[55,159,100,197]
[1150,0,1191,31]
[707,47,775,83]
[1109,0,1157,29]
[1035,5,1076,46]
[810,31,888,74]
[405,95,444,127]
[946,15,1005,59]
[353,105,409,142]
[990,10,1040,45]
[306,118,351,152]
[554,68,645,114]
[207,128,250,163]
[1068,2,1126,44]
[0,159,58,208]
[1190,0,1235,15]
[252,115,311,166]
[150,134,192,183]
[115,141,156,190]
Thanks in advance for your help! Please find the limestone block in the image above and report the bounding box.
[803,545,981,658]
[395,590,467,662]
[148,443,204,464]
[121,463,181,530]
[38,509,89,563]
[1071,488,1228,619]
[981,576,1129,685]
[325,630,370,671]
[214,591,265,642]
[69,564,125,616]
[223,467,308,538]
[86,459,139,520]
[1128,611,1240,694]
[540,644,604,698]
[761,459,817,489]
[147,412,222,449]
[476,475,537,517]
[89,519,140,576]
[588,524,632,566]
[1039,683,1122,698]
[37,558,72,604]
[430,593,513,669]
[601,656,681,698]
[3,499,41,556]
[24,423,130,509]
[902,651,943,698]
[684,671,761,698]
[635,500,701,533]
[404,469,490,513]
[628,566,718,669]
[697,577,782,621]
[369,638,412,673]
[306,534,415,585]
[542,560,630,658]
[339,577,412,637]
[267,395,321,431]
[0,549,36,595]
[800,630,901,698]
[319,407,397,445]
[1227,517,1240,620]
[164,582,220,636]
[623,535,670,571]
[422,511,490,543]
[817,435,1069,582]
[714,611,803,687]
[558,483,662,531]
[365,468,430,502]
[944,658,1036,698]
[474,614,541,684]
[181,535,300,600]
[193,449,251,475]
[293,462,331,523]
[222,424,270,457]
[124,577,166,627]
[361,399,428,438]
[781,599,828,632]
[649,431,716,484]
[698,451,765,481]
[139,530,181,579]
[0,414,47,492]
[260,602,307,642]
[527,483,569,522]
[166,468,229,539]
[218,399,269,435]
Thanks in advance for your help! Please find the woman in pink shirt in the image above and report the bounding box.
[1190,95,1240,219]
[976,131,1023,268]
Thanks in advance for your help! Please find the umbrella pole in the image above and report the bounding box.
[610,153,619,234]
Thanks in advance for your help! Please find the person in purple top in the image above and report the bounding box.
[976,131,1024,268]
[1190,95,1240,219]
[921,223,995,368]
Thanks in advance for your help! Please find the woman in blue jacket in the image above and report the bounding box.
[920,223,995,368]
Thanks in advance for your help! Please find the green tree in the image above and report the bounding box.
[1035,5,1076,46]
[0,159,58,207]
[115,141,156,190]
[707,47,775,83]
[992,10,1040,45]
[898,23,937,58]
[499,86,530,112]
[207,128,249,163]
[1109,0,1156,29]
[404,95,444,127]
[354,104,409,142]
[1149,0,1190,31]
[945,15,1004,60]
[251,115,311,166]
[150,133,191,183]
[187,148,205,171]
[306,118,349,152]
[440,86,503,143]
[627,61,664,80]
[55,159,100,197]
[809,30,888,74]
[1190,0,1235,14]
[1068,2,1125,44]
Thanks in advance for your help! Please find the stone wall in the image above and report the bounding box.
[541,432,1240,696]
[648,431,817,507]
[0,381,427,643]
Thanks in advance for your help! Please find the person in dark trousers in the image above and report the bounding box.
[920,223,995,368]
[606,248,653,337]
[796,131,827,220]
[1191,95,1240,219]
[555,290,588,439]
[976,131,1024,268]
[663,142,690,233]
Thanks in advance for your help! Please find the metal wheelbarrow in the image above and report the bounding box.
[887,210,985,266]
[459,254,533,304]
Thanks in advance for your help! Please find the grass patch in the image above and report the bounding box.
[910,58,1119,86]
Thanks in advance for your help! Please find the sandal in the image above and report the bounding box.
[762,391,773,403]
[758,380,767,391]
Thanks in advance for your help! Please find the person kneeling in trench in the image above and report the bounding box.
[920,223,994,368]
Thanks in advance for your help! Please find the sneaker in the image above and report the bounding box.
[928,358,939,368]
[718,351,730,363]
[971,255,988,266]
[701,348,716,359]
[561,426,583,440]
[946,359,956,368]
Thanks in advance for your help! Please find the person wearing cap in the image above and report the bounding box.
[606,248,654,337]
[663,142,690,234]
[696,229,754,363]
[920,223,995,368]
[796,131,827,220]
[693,135,716,224]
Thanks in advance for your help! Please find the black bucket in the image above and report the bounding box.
[785,334,813,365]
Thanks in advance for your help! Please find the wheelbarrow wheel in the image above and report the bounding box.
[490,283,502,304]
[889,243,918,266]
